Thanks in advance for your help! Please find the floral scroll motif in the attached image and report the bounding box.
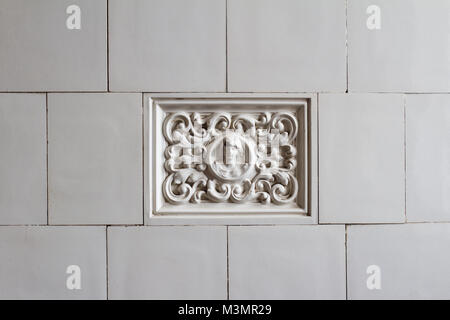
[162,111,299,205]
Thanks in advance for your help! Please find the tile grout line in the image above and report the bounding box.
[345,224,348,300]
[225,0,228,93]
[141,93,145,225]
[3,221,449,227]
[345,0,349,93]
[106,0,110,92]
[2,91,450,94]
[316,94,320,224]
[226,226,229,300]
[106,226,109,300]
[46,92,49,225]
[403,94,407,223]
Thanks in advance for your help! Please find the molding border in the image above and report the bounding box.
[144,93,318,225]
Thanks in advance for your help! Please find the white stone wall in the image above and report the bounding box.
[0,0,449,299]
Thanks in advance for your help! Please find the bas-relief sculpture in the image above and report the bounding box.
[162,111,299,206]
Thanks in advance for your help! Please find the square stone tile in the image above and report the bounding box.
[0,94,47,224]
[0,226,106,299]
[348,224,450,299]
[348,0,450,92]
[406,95,450,222]
[109,0,226,92]
[48,93,142,225]
[319,94,405,223]
[108,226,227,299]
[0,0,106,91]
[229,226,346,299]
[228,0,346,92]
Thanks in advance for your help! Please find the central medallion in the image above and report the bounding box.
[206,131,257,182]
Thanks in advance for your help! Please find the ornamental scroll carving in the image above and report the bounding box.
[162,111,299,205]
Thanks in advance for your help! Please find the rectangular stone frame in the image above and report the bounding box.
[144,94,318,225]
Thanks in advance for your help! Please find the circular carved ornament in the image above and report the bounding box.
[205,132,257,183]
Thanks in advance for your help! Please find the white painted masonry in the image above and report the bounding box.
[229,226,346,299]
[348,224,450,299]
[319,94,405,223]
[0,0,449,300]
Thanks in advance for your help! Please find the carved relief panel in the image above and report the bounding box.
[147,95,317,224]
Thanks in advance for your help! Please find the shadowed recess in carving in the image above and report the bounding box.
[162,111,299,205]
